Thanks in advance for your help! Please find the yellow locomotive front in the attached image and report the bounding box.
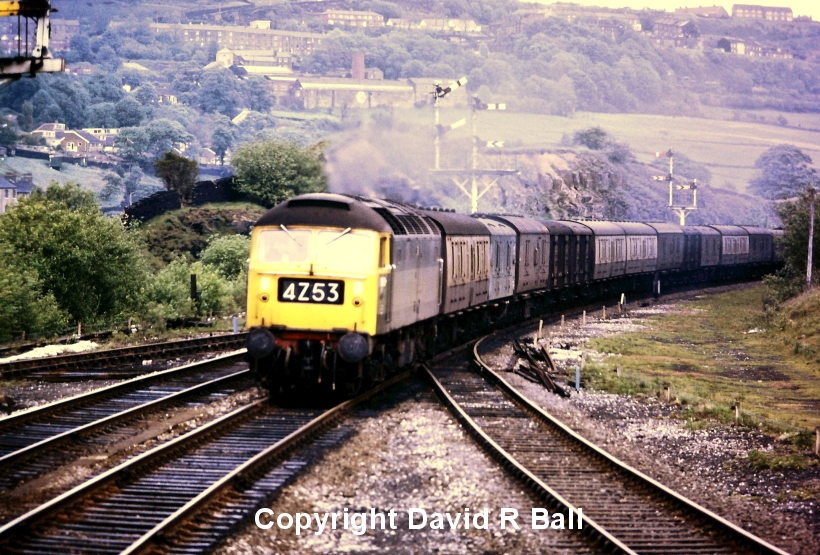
[245,194,394,396]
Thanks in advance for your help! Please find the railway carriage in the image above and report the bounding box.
[709,225,750,266]
[741,226,774,265]
[575,221,627,280]
[613,222,658,275]
[474,217,516,301]
[245,192,782,397]
[645,223,684,272]
[483,215,550,294]
[422,209,490,313]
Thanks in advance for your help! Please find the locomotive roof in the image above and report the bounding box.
[255,193,393,233]
[474,217,516,236]
[421,209,490,236]
[707,225,748,236]
[480,214,549,235]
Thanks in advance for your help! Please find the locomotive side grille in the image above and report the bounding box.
[396,214,432,235]
[422,217,441,235]
[373,208,407,235]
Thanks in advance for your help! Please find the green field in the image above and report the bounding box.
[392,107,820,192]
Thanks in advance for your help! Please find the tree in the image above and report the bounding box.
[232,140,328,207]
[749,145,816,200]
[116,119,193,167]
[0,261,69,343]
[775,192,820,284]
[21,100,33,132]
[198,69,242,117]
[201,235,250,279]
[573,126,609,150]
[85,102,119,128]
[0,182,145,324]
[134,83,158,106]
[0,123,18,148]
[211,124,235,165]
[154,151,199,203]
[115,96,145,127]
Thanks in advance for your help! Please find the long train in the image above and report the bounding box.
[244,193,782,397]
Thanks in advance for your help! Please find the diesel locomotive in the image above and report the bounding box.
[244,193,782,397]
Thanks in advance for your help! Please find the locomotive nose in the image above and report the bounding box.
[338,332,371,363]
[246,327,276,358]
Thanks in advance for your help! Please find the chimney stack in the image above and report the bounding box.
[352,51,365,80]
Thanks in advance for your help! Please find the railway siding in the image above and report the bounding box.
[423,338,791,555]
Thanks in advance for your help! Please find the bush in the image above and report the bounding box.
[200,235,250,279]
[142,258,243,328]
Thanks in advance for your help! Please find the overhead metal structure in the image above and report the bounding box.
[0,0,64,88]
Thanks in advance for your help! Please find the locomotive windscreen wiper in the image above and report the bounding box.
[324,227,352,246]
[280,224,299,242]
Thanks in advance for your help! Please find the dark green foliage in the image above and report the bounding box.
[0,123,19,148]
[0,261,69,343]
[232,140,328,207]
[573,126,609,150]
[154,152,199,204]
[200,235,250,279]
[211,124,235,165]
[141,205,266,267]
[775,192,820,284]
[749,145,816,200]
[0,183,146,325]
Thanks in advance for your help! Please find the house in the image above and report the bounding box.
[717,37,792,57]
[386,19,419,30]
[291,78,415,110]
[319,10,385,28]
[732,4,793,21]
[419,19,482,34]
[31,122,66,148]
[60,130,105,153]
[151,23,323,57]
[210,48,295,75]
[266,76,299,104]
[651,18,699,47]
[50,19,81,51]
[0,172,33,214]
[675,6,729,18]
[200,148,219,165]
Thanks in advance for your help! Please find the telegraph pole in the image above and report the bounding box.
[808,185,816,290]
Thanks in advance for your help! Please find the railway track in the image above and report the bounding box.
[0,351,249,477]
[424,337,791,555]
[0,333,247,380]
[0,371,412,555]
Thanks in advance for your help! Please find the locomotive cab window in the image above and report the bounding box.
[257,229,311,263]
[317,231,376,272]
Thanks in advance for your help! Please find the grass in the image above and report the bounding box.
[390,107,820,193]
[584,284,820,431]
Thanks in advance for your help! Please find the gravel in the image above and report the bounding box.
[214,381,604,555]
[482,294,819,555]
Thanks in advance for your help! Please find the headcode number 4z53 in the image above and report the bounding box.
[278,278,344,305]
